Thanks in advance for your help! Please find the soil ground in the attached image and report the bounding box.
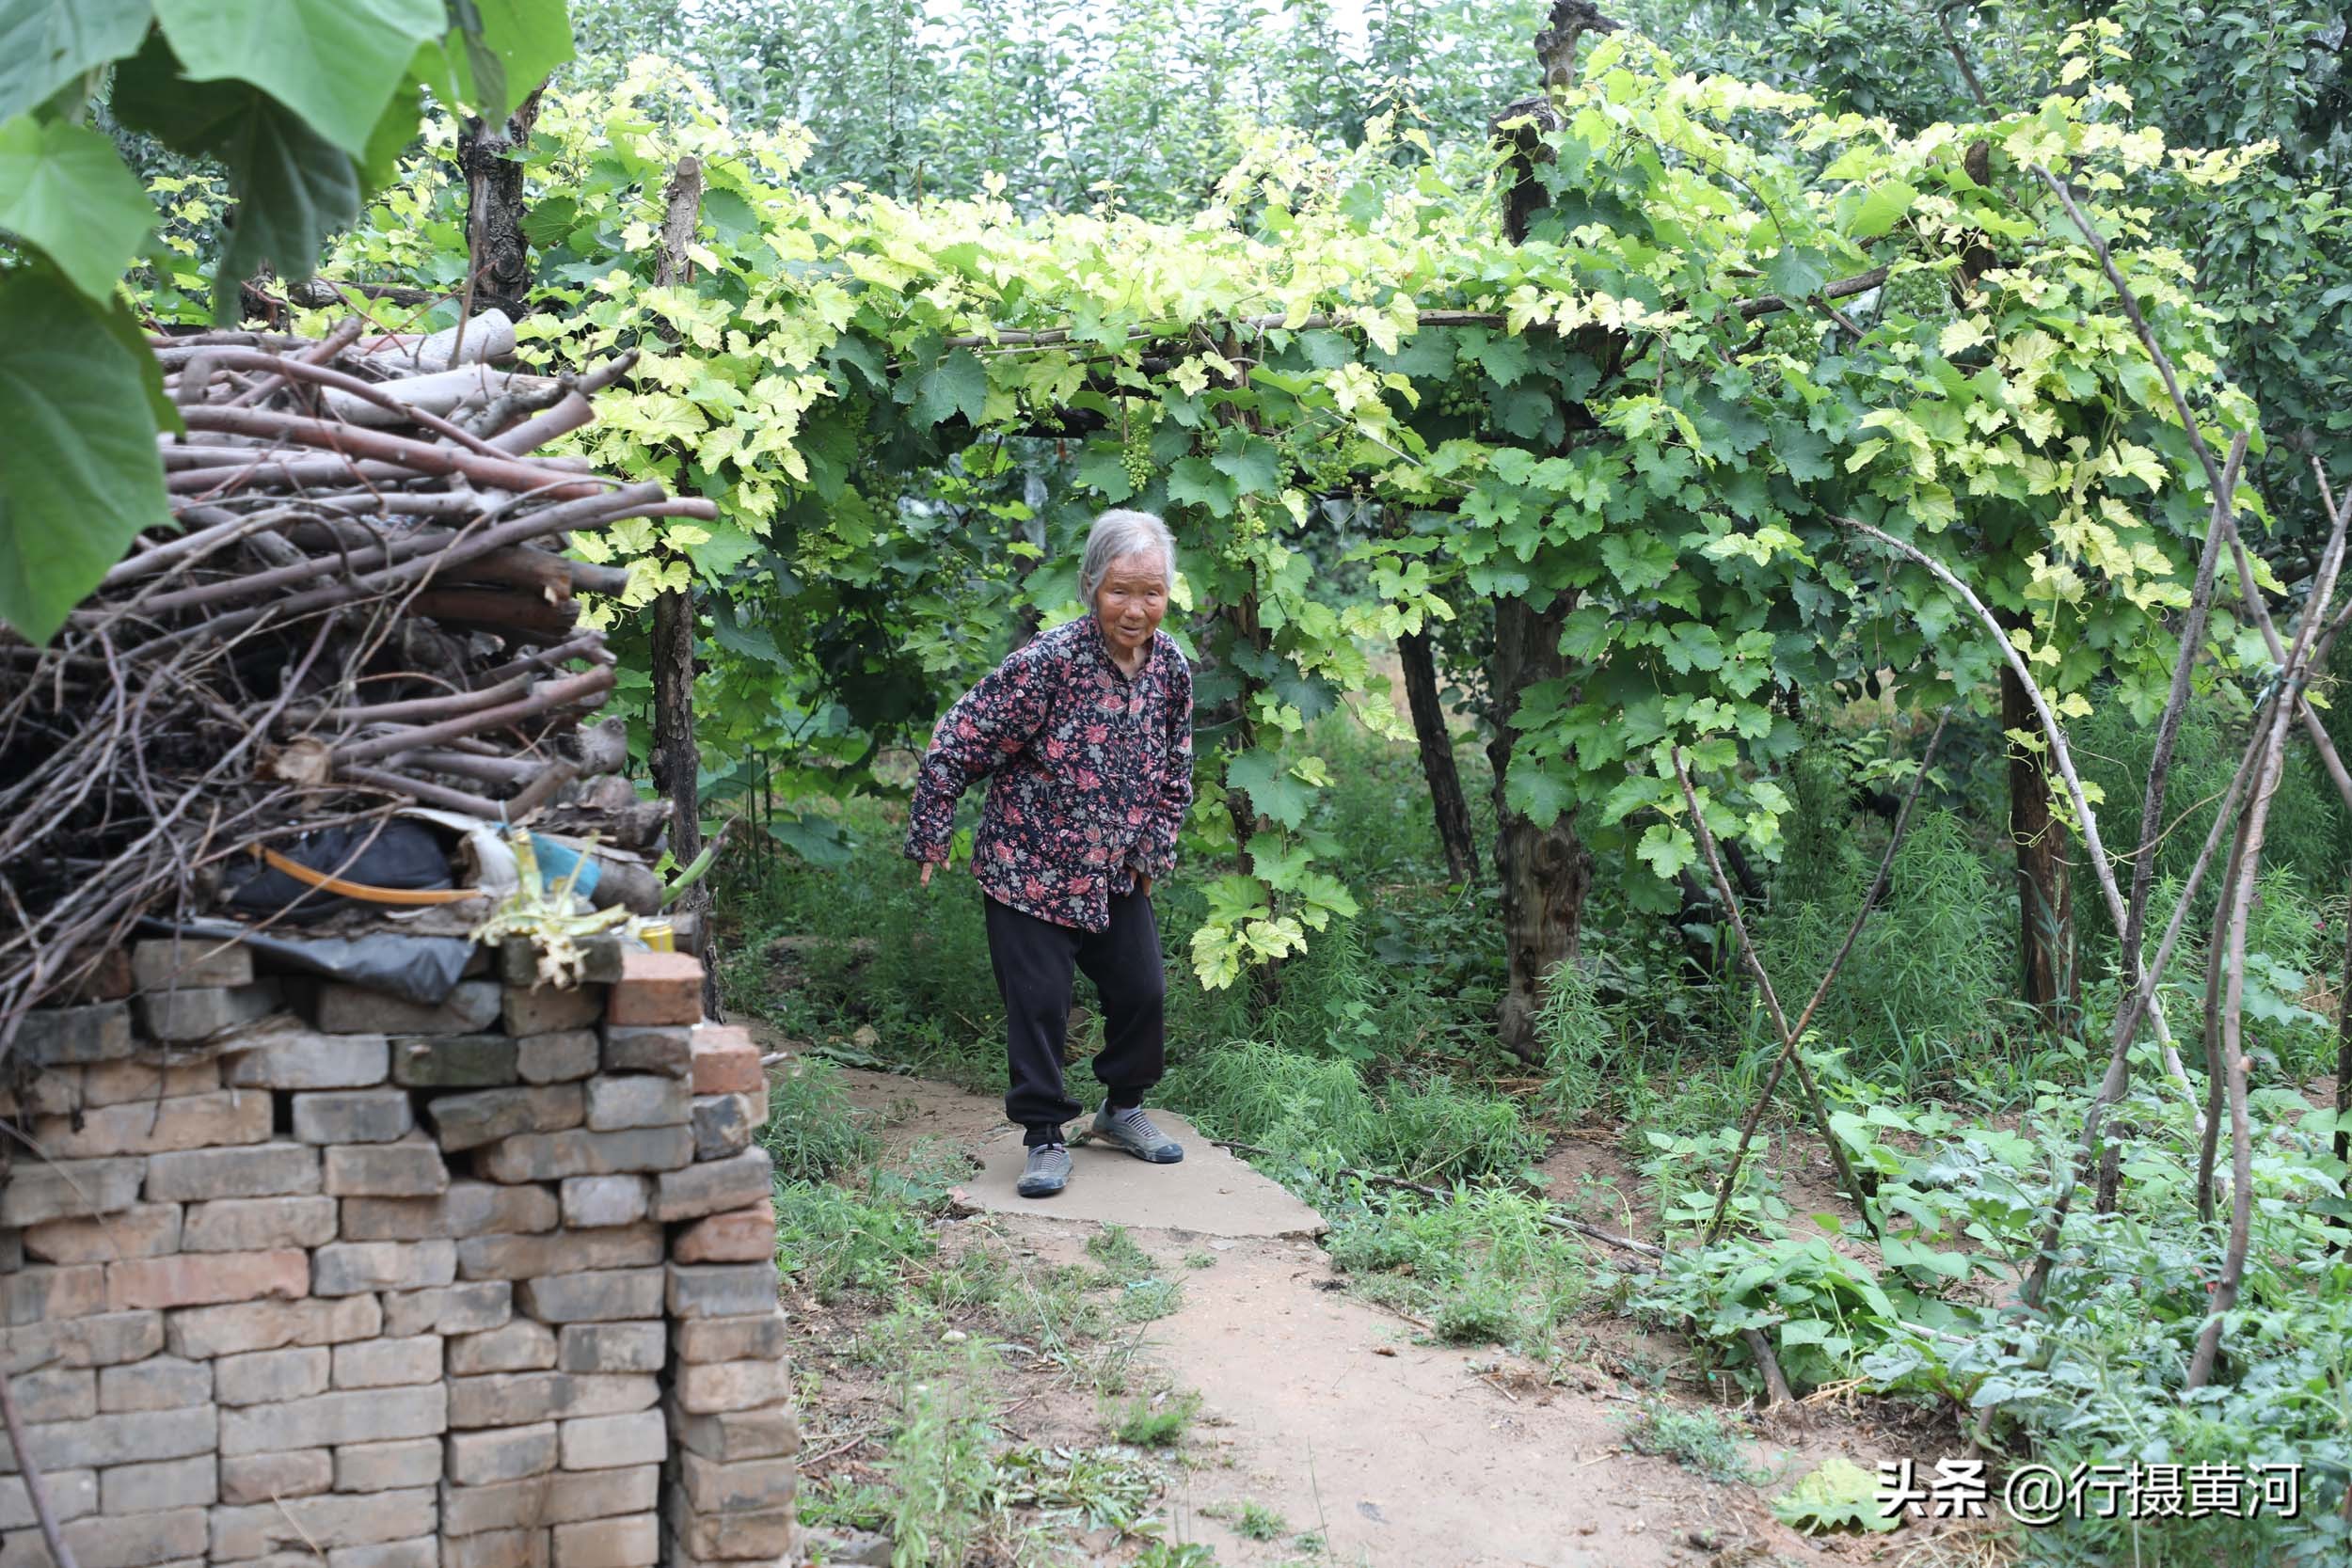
[758,1024,1998,1568]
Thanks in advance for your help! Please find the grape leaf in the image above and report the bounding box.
[1226,749,1313,830]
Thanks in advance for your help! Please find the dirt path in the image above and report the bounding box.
[777,1039,1888,1568]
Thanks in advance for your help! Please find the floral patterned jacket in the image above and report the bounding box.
[902,612,1195,932]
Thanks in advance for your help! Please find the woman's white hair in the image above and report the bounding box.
[1078,509,1177,606]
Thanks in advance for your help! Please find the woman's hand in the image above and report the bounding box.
[1136,871,1153,897]
[919,859,946,886]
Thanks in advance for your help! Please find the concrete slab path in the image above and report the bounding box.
[949,1113,1328,1240]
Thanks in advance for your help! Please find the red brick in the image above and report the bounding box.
[669,1201,774,1265]
[605,951,703,1027]
[688,1024,760,1095]
[104,1248,308,1310]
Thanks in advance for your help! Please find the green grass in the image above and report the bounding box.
[1109,1389,1201,1448]
[1619,1397,1764,1486]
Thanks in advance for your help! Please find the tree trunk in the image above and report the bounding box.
[2002,661,2079,1031]
[1399,627,1475,883]
[1487,593,1592,1063]
[457,88,545,318]
[650,157,717,1016]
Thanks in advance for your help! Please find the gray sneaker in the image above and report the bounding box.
[1091,1104,1184,1164]
[1017,1143,1071,1197]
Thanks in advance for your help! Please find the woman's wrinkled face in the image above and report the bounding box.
[1094,550,1168,659]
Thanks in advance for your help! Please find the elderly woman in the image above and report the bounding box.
[903,509,1196,1198]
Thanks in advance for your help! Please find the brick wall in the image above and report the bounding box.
[1,933,798,1568]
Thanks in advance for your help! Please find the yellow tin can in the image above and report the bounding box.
[640,918,675,953]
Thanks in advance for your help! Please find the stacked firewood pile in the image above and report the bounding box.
[0,313,710,1055]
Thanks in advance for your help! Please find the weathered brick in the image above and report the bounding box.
[0,1311,162,1373]
[0,1405,215,1473]
[96,1354,209,1413]
[343,1181,558,1243]
[688,1023,760,1094]
[476,1127,692,1184]
[555,1323,662,1375]
[437,1466,658,1536]
[688,1091,764,1160]
[333,1438,440,1495]
[669,1310,788,1367]
[501,935,624,988]
[0,1157,142,1227]
[557,1176,645,1229]
[31,1090,270,1160]
[650,1149,771,1225]
[217,1386,446,1457]
[0,1069,77,1120]
[607,951,701,1027]
[106,1248,308,1311]
[596,1025,689,1079]
[668,1403,802,1464]
[168,1294,381,1360]
[99,1453,215,1513]
[0,1506,206,1568]
[81,1057,218,1106]
[11,1367,92,1423]
[449,1320,555,1376]
[391,1035,516,1089]
[583,1075,689,1132]
[447,1372,658,1429]
[313,1240,455,1296]
[215,1346,330,1406]
[330,1538,437,1568]
[334,1334,443,1388]
[223,1030,389,1089]
[440,1528,548,1568]
[137,981,278,1042]
[515,1030,598,1085]
[146,1142,321,1202]
[426,1085,583,1152]
[0,1468,96,1531]
[218,1449,331,1506]
[15,1003,133,1068]
[675,1357,791,1415]
[324,1137,449,1198]
[317,979,500,1037]
[557,1411,664,1471]
[668,1201,774,1266]
[133,937,254,990]
[208,1486,437,1561]
[381,1281,509,1338]
[24,1203,182,1264]
[293,1088,415,1145]
[548,1513,657,1568]
[511,1271,661,1325]
[675,1449,798,1514]
[501,984,605,1037]
[456,1225,660,1282]
[445,1423,557,1486]
[663,1484,793,1560]
[182,1195,337,1253]
[2,1264,103,1325]
[55,945,133,1005]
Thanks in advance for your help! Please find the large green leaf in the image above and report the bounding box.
[913,347,988,429]
[212,95,360,315]
[0,116,154,301]
[1225,749,1312,830]
[0,0,152,125]
[442,0,574,120]
[0,268,170,643]
[152,0,442,157]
